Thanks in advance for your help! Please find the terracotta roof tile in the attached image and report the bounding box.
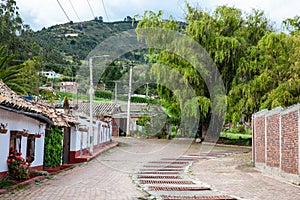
[76,102,120,118]
[0,81,78,127]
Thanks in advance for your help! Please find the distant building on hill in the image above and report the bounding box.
[60,82,77,94]
[39,71,61,79]
[64,33,79,37]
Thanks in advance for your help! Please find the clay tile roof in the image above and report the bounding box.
[76,102,121,117]
[0,81,78,127]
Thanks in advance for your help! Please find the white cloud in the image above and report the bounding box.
[15,0,300,31]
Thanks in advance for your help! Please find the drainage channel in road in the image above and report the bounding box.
[133,153,239,200]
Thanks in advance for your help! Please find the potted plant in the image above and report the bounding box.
[22,129,29,137]
[7,149,30,180]
[35,133,42,138]
[78,125,88,132]
[0,123,8,134]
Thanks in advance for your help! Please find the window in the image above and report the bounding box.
[9,131,22,153]
[26,135,35,163]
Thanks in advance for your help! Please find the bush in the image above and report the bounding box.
[95,90,112,99]
[44,126,63,168]
[7,149,30,180]
[224,126,251,135]
[131,96,149,103]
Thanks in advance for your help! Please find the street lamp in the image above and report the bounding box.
[89,55,109,155]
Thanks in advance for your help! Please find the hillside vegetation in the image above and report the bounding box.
[31,20,137,73]
[0,0,299,138]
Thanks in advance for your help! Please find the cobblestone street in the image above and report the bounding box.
[1,138,299,200]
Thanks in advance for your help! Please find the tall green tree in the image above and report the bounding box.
[0,0,32,56]
[0,46,40,94]
[136,5,274,135]
[228,30,300,124]
[136,10,211,136]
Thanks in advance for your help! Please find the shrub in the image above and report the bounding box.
[131,96,149,103]
[95,90,112,99]
[44,126,63,168]
[7,149,30,180]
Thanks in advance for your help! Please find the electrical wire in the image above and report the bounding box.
[57,0,72,22]
[86,0,96,19]
[68,0,81,21]
[101,0,110,22]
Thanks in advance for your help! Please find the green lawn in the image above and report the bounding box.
[58,92,112,103]
[220,132,252,140]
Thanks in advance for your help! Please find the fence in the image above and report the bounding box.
[252,103,300,183]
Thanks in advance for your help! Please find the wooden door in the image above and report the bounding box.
[63,127,71,164]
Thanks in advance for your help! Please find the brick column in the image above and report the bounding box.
[298,104,300,176]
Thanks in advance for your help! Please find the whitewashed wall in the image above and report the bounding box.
[70,117,112,152]
[0,109,45,172]
[98,121,112,144]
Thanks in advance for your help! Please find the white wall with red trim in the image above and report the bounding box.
[0,108,45,172]
[70,117,112,154]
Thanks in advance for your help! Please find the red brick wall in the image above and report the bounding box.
[266,114,280,168]
[255,116,266,163]
[253,105,299,176]
[281,111,299,175]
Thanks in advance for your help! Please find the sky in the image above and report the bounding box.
[15,0,300,31]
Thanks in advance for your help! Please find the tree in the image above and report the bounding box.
[283,16,300,34]
[0,46,40,95]
[228,31,300,123]
[136,10,210,137]
[0,0,32,56]
[137,4,282,133]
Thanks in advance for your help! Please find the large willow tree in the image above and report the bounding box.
[136,5,277,135]
[228,18,300,124]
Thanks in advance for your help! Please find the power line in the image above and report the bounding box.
[86,0,96,19]
[57,0,71,22]
[101,0,110,22]
[68,0,81,21]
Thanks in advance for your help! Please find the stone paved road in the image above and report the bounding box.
[1,138,299,200]
[0,138,203,200]
[191,151,300,200]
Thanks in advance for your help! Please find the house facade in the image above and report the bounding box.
[60,82,77,94]
[0,81,78,178]
[0,108,45,173]
[69,103,120,163]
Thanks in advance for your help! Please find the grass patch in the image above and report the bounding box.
[219,131,252,146]
[220,132,252,140]
[58,92,111,103]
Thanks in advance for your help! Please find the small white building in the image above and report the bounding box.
[65,33,79,37]
[39,71,61,79]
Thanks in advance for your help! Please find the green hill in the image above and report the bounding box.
[31,20,137,73]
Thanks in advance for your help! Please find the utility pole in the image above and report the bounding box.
[89,57,94,155]
[146,82,149,98]
[114,81,120,104]
[126,62,133,136]
[89,55,109,155]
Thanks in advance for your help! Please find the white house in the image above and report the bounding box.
[0,109,45,173]
[0,81,78,178]
[39,71,61,79]
[69,103,119,163]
